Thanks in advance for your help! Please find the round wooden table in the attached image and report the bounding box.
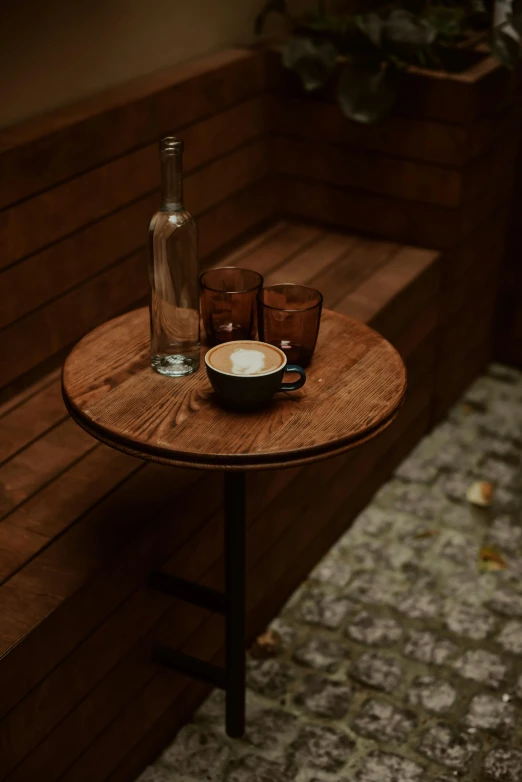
[62,306,406,737]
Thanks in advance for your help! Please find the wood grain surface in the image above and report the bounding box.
[62,307,406,470]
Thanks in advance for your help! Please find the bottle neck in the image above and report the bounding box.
[160,149,183,211]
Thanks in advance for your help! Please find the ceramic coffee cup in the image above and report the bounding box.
[205,340,306,409]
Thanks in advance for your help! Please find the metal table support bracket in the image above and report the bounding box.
[148,471,246,738]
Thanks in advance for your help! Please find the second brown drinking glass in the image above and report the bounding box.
[200,267,263,345]
[257,283,323,367]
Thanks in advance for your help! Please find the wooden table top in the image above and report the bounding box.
[62,307,407,471]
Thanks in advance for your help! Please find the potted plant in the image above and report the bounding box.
[256,0,521,122]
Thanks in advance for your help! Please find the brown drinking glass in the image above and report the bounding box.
[257,283,323,367]
[200,267,264,345]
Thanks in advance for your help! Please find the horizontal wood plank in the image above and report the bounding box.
[0,465,209,700]
[278,175,510,250]
[0,418,96,519]
[270,95,470,166]
[1,130,268,271]
[0,378,66,464]
[0,50,266,210]
[272,134,462,208]
[216,220,325,278]
[0,249,148,390]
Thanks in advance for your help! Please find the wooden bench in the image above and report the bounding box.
[0,47,443,782]
[0,220,439,782]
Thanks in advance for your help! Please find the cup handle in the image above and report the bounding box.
[279,364,306,392]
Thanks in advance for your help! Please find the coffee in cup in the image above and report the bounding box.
[205,340,306,408]
[207,341,284,376]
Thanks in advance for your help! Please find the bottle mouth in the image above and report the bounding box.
[160,136,184,154]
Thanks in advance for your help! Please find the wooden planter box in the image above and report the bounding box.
[267,50,522,415]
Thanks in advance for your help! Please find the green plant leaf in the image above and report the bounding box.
[337,63,399,124]
[282,37,338,91]
[357,12,383,48]
[383,8,437,50]
[254,0,287,36]
[490,28,521,69]
[509,14,522,36]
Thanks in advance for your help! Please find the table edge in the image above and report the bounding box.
[62,382,405,472]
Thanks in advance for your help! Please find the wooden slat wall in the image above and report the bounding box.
[0,50,273,399]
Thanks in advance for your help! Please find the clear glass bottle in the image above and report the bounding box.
[148,136,200,376]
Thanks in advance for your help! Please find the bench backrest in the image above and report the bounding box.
[0,49,271,399]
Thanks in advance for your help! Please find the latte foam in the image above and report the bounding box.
[208,341,284,376]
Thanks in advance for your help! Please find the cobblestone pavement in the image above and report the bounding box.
[137,364,522,782]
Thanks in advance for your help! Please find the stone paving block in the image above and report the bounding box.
[440,501,481,531]
[488,587,522,617]
[243,708,299,751]
[487,364,522,384]
[417,724,481,771]
[438,570,495,607]
[393,517,440,550]
[445,604,497,641]
[480,459,519,490]
[345,571,403,606]
[350,507,393,537]
[403,630,458,666]
[483,747,522,782]
[437,530,480,567]
[292,635,349,672]
[397,589,442,619]
[376,481,444,520]
[433,441,480,472]
[453,650,508,689]
[491,487,522,514]
[487,516,522,551]
[407,676,457,714]
[515,674,522,699]
[292,584,355,629]
[351,698,417,743]
[310,556,352,587]
[293,675,353,719]
[350,539,413,570]
[496,620,522,654]
[345,611,403,647]
[269,618,301,650]
[350,651,403,692]
[161,726,231,781]
[355,750,424,782]
[287,724,355,773]
[395,453,440,484]
[465,694,516,736]
[438,472,476,504]
[247,658,295,700]
[477,435,521,462]
[226,754,291,782]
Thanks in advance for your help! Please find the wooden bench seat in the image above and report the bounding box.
[0,219,439,782]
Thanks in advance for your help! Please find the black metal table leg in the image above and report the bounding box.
[224,470,246,738]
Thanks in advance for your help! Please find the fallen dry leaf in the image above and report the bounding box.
[414,529,439,539]
[467,481,494,507]
[478,546,508,572]
[249,629,282,659]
